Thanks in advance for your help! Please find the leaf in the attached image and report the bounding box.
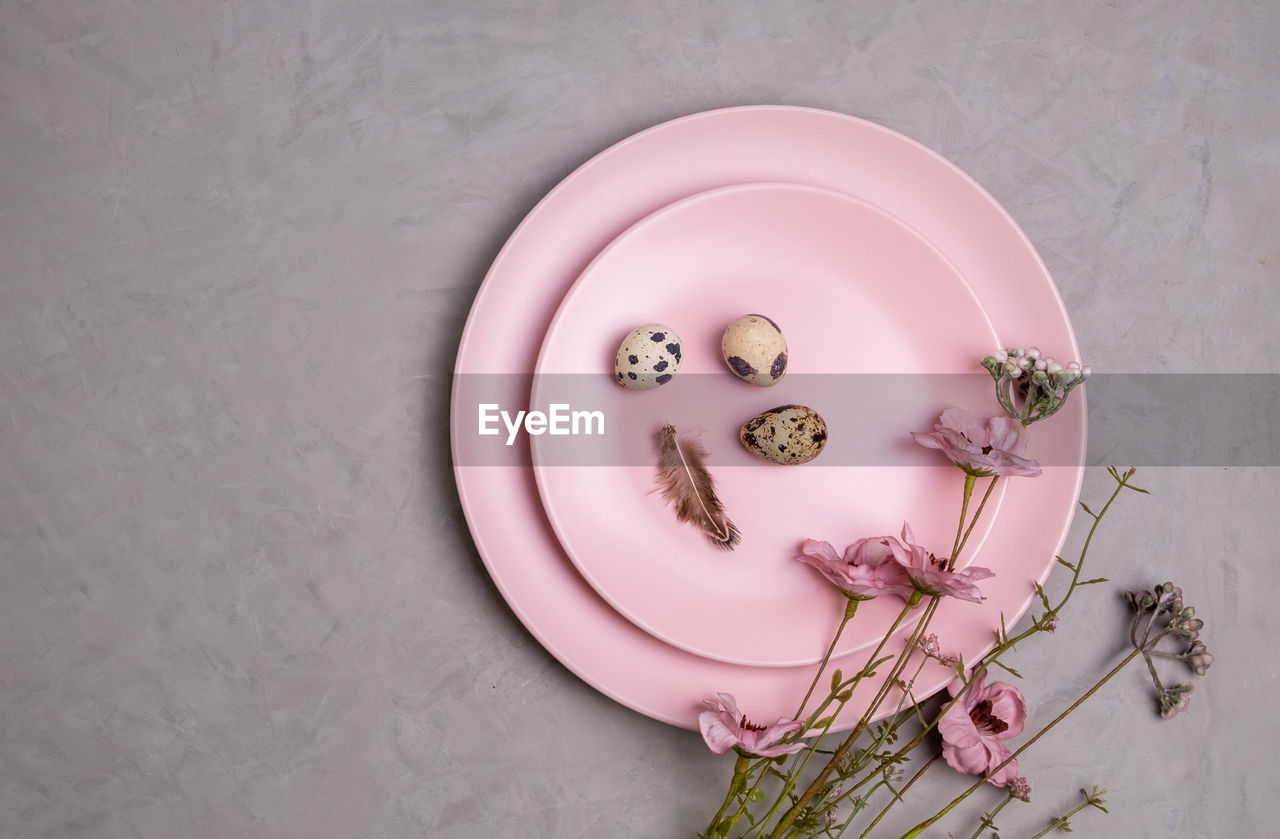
[1079,501,1096,517]
[1079,577,1109,585]
[991,659,1024,679]
[1111,464,1150,493]
[1055,555,1077,571]
[860,655,894,678]
[1033,580,1052,609]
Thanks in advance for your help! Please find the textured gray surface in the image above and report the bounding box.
[1,1,1275,837]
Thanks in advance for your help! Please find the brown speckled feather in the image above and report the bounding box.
[655,423,740,551]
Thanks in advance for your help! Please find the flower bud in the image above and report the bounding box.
[1124,589,1156,611]
[1188,648,1214,676]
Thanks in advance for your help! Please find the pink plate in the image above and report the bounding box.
[530,183,1002,666]
[451,106,1086,730]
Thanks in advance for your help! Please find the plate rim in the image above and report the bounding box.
[450,105,1087,729]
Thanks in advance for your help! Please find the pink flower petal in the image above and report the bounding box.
[939,407,988,444]
[800,539,841,566]
[986,684,1028,738]
[938,668,1028,787]
[698,712,740,755]
[981,741,1019,787]
[937,706,982,749]
[942,739,993,776]
[697,693,806,758]
[911,408,1042,478]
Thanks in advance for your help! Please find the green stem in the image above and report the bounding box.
[795,599,860,719]
[807,652,935,824]
[898,648,1142,839]
[704,753,751,838]
[762,595,921,839]
[951,473,977,559]
[1025,790,1105,839]
[838,467,1140,809]
[730,601,863,834]
[965,792,1017,839]
[954,476,999,567]
[771,471,1001,838]
[854,752,940,839]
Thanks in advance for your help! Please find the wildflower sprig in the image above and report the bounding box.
[695,349,1209,839]
[1125,582,1213,718]
[982,346,1090,426]
[1026,787,1109,838]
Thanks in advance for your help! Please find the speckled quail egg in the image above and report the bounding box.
[739,405,828,464]
[721,314,788,387]
[614,324,683,390]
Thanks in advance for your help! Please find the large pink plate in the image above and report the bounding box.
[451,106,1086,730]
[530,182,1002,666]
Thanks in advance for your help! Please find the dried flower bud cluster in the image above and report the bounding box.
[1158,682,1195,720]
[1125,582,1212,719]
[1186,640,1214,676]
[1007,775,1032,803]
[981,346,1090,425]
[915,633,960,667]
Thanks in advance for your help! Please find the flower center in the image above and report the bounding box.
[739,715,767,733]
[969,699,1009,735]
[980,445,993,455]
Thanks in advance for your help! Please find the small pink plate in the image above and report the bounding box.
[531,183,1002,666]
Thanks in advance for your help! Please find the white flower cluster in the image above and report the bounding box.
[981,346,1090,425]
[988,346,1090,389]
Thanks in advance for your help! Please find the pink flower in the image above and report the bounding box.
[910,407,1042,478]
[796,538,915,601]
[938,668,1027,787]
[698,693,805,758]
[889,523,995,604]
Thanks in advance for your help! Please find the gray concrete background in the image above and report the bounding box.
[2,1,1275,836]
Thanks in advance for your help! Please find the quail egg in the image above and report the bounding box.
[614,324,683,390]
[739,405,828,464]
[721,314,788,387]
